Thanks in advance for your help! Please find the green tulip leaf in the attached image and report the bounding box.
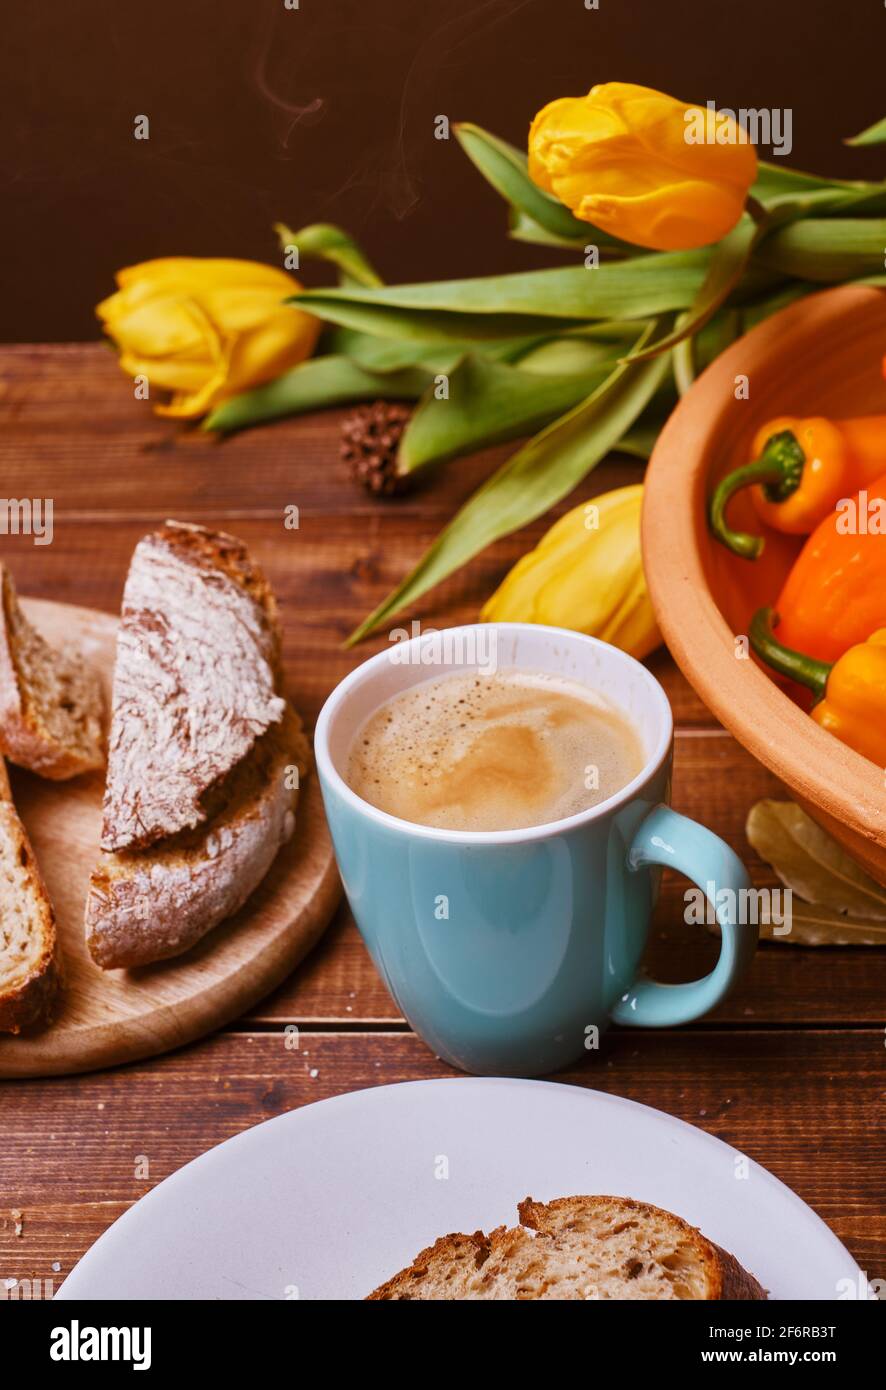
[811,186,886,218]
[274,221,383,288]
[204,355,429,434]
[508,207,589,250]
[845,115,886,147]
[454,123,592,241]
[622,215,763,362]
[346,317,673,644]
[454,122,637,258]
[737,281,818,332]
[616,418,667,459]
[338,330,544,376]
[753,162,869,206]
[293,254,708,344]
[398,351,618,473]
[514,336,626,375]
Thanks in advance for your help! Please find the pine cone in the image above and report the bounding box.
[340,401,413,497]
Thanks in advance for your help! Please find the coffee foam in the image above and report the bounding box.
[346,668,645,832]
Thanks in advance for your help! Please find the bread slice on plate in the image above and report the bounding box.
[0,562,104,780]
[367,1195,767,1300]
[86,521,310,970]
[0,757,59,1033]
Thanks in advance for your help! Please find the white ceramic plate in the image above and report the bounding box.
[57,1078,861,1301]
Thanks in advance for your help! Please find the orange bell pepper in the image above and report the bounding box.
[750,610,886,768]
[769,470,886,663]
[709,415,886,558]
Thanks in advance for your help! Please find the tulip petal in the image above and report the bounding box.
[528,81,757,252]
[156,360,232,418]
[98,291,216,360]
[152,297,231,418]
[97,255,319,419]
[593,83,757,190]
[117,353,215,393]
[115,257,299,295]
[216,304,321,401]
[576,179,748,252]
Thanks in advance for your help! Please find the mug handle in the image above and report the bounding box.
[610,804,757,1028]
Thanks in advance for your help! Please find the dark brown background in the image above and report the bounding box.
[2,0,884,342]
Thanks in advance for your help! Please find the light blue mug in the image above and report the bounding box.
[315,623,757,1077]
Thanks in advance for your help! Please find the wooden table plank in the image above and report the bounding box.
[1,1030,882,1293]
[1,343,883,1303]
[2,342,642,520]
[0,342,714,723]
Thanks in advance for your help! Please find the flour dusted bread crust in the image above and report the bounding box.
[86,521,310,970]
[0,563,104,781]
[367,1195,767,1301]
[0,758,59,1032]
[101,521,285,853]
[86,708,309,969]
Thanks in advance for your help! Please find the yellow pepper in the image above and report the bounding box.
[481,484,661,660]
[528,82,757,251]
[710,414,886,556]
[750,611,886,768]
[96,258,320,419]
[813,632,886,765]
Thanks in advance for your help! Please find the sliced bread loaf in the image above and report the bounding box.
[86,522,309,969]
[86,706,309,968]
[367,1195,767,1300]
[0,563,104,780]
[101,521,285,853]
[0,758,59,1032]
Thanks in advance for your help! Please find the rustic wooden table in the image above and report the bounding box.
[1,344,883,1297]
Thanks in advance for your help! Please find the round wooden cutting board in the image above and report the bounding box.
[0,598,341,1078]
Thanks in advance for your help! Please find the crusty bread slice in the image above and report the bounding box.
[0,758,59,1033]
[85,705,310,969]
[101,520,285,854]
[0,563,104,780]
[367,1195,767,1301]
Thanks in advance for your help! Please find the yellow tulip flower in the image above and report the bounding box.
[528,82,757,251]
[482,485,661,660]
[96,257,320,418]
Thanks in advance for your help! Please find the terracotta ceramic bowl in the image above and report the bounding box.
[643,283,886,883]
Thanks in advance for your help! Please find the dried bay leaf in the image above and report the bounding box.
[757,904,886,947]
[746,800,886,944]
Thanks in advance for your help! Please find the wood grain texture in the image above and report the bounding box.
[0,1030,882,1293]
[0,342,712,724]
[0,343,883,1292]
[0,599,340,1077]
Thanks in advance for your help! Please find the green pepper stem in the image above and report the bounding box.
[708,430,806,560]
[749,607,832,701]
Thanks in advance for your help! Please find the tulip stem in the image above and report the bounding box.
[745,195,769,227]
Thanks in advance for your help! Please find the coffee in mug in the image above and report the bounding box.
[345,668,645,832]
